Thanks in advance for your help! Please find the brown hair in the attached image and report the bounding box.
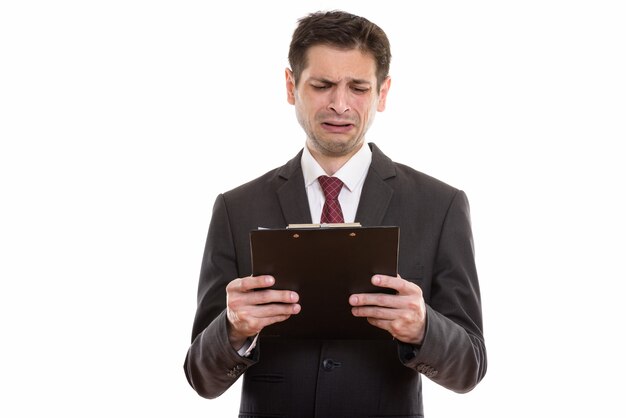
[288,10,391,90]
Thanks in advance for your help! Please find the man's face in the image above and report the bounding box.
[286,45,390,158]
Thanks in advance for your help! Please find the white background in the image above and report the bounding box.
[1,1,625,417]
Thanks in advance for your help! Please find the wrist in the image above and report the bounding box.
[226,320,248,350]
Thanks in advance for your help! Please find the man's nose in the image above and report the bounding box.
[328,89,350,114]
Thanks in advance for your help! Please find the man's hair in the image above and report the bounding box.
[288,10,391,90]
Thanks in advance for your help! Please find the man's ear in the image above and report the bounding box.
[376,76,391,112]
[285,68,296,105]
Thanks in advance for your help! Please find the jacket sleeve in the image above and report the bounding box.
[398,190,487,393]
[183,194,259,399]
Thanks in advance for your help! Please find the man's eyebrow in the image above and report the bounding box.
[309,77,336,85]
[309,77,372,85]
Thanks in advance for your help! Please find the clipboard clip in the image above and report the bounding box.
[287,222,362,229]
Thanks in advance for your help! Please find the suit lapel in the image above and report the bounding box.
[355,143,396,226]
[276,150,313,225]
[275,144,395,227]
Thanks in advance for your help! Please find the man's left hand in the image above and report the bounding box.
[349,275,426,345]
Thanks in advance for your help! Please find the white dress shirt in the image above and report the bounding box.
[301,142,372,223]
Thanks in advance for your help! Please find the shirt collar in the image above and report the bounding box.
[301,142,372,192]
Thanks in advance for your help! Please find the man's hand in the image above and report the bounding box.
[349,275,426,345]
[226,275,300,350]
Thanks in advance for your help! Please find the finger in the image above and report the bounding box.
[234,275,276,292]
[351,306,397,320]
[349,292,399,308]
[233,304,301,335]
[354,316,395,337]
[228,289,299,313]
[244,289,300,306]
[247,302,302,319]
[371,274,403,291]
[365,318,410,341]
[369,317,425,344]
[254,311,300,330]
[372,275,421,296]
[366,317,392,332]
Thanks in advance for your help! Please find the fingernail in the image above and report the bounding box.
[265,276,274,285]
[290,291,298,302]
[349,295,358,305]
[372,275,381,284]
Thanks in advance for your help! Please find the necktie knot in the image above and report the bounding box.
[318,176,344,223]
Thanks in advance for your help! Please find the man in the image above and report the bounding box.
[185,10,486,417]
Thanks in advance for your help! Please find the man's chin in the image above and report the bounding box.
[309,136,364,157]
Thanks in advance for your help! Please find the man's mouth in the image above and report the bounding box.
[324,122,351,126]
[321,121,354,133]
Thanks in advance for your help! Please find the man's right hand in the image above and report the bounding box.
[225,275,300,350]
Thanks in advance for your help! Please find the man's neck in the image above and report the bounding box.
[306,141,365,176]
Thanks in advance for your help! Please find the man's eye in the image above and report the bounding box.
[312,85,329,90]
[352,87,369,93]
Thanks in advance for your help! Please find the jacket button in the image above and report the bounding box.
[416,363,439,378]
[226,364,246,378]
[322,359,341,371]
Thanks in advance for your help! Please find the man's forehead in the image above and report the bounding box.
[301,45,377,82]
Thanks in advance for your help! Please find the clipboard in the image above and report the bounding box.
[250,225,399,339]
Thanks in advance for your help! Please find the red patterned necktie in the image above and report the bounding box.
[318,175,345,223]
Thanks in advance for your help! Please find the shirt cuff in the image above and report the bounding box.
[236,333,259,357]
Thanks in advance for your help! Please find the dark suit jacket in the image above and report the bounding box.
[184,144,487,418]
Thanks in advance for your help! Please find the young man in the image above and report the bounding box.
[185,10,486,417]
